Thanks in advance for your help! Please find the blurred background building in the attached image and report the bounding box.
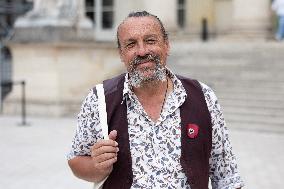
[0,0,282,122]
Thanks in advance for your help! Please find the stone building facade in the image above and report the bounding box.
[3,0,274,116]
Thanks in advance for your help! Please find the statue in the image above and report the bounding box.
[26,0,77,19]
[15,0,78,27]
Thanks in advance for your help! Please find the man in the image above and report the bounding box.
[272,0,284,41]
[67,11,244,189]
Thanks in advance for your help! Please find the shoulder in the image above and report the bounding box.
[177,74,219,104]
[198,82,221,112]
[91,73,126,95]
[102,73,126,95]
[199,81,218,102]
[176,74,201,90]
[175,74,217,97]
[78,88,99,117]
[199,82,214,93]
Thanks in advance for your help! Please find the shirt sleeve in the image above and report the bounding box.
[66,89,103,160]
[200,82,245,189]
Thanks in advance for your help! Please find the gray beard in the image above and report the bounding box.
[129,62,167,88]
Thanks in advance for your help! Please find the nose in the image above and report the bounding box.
[136,43,149,57]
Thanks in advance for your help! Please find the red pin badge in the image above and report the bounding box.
[187,124,199,139]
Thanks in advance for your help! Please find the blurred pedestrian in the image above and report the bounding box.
[272,0,284,41]
[67,11,244,189]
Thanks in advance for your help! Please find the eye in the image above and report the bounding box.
[146,38,157,44]
[125,42,135,49]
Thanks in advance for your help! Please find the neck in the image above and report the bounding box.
[133,78,168,97]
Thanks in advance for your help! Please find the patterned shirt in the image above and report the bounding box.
[67,69,244,189]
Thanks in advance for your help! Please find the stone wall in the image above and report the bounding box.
[4,42,123,116]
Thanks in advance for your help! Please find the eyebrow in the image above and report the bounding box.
[124,34,159,42]
[144,34,159,39]
[122,38,136,46]
[121,33,160,47]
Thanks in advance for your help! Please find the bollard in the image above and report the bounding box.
[0,80,28,125]
[20,81,27,126]
[201,18,208,41]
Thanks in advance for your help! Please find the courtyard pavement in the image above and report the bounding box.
[0,115,283,189]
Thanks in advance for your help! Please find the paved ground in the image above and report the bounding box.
[0,116,91,189]
[0,115,283,189]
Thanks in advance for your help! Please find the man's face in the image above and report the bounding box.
[118,16,170,87]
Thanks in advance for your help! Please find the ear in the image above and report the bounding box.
[165,39,170,56]
[119,48,123,61]
[119,47,122,58]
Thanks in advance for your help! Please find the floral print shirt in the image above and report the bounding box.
[67,69,244,189]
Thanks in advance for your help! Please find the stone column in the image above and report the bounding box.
[231,0,271,39]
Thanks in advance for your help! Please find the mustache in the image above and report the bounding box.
[131,54,161,66]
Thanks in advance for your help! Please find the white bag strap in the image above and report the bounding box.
[93,84,109,189]
[96,84,109,140]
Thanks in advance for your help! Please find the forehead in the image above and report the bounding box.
[118,16,163,40]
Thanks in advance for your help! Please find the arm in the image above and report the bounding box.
[68,156,101,182]
[66,89,118,182]
[200,83,244,189]
[68,131,118,183]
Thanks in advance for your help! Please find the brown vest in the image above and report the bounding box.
[94,74,212,189]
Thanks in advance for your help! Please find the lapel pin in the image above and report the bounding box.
[187,124,199,139]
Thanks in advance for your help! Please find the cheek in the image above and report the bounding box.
[120,52,132,68]
[120,50,128,62]
[121,49,138,61]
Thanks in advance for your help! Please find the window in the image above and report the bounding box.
[85,0,95,26]
[177,0,186,28]
[85,0,114,29]
[102,0,114,29]
[85,0,115,40]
